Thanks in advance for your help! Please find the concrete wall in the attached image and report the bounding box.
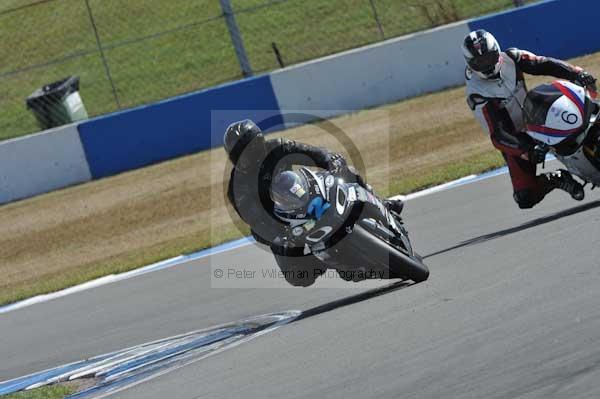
[270,0,600,127]
[77,75,282,179]
[0,124,91,204]
[270,21,471,126]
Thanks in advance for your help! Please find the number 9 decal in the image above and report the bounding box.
[561,111,579,125]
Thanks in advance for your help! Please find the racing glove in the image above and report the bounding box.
[329,153,349,174]
[330,153,364,183]
[328,153,371,188]
[576,71,597,89]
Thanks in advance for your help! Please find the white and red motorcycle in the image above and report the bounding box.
[524,80,600,185]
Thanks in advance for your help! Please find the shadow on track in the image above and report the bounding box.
[424,199,600,259]
[294,280,415,322]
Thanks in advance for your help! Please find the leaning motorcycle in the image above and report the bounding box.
[275,167,430,283]
[524,79,600,185]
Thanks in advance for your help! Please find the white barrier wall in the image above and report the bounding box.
[0,124,92,204]
[270,21,471,126]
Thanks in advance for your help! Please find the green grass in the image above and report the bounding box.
[3,385,74,399]
[0,0,533,140]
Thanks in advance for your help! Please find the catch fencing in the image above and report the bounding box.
[1,0,532,140]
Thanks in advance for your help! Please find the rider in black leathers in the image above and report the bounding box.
[224,119,403,286]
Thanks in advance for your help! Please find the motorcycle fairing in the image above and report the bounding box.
[524,80,588,146]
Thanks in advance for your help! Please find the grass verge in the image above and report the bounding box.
[0,146,501,306]
[386,151,504,196]
[0,151,502,306]
[3,385,74,399]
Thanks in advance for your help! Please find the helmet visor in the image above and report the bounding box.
[270,171,310,212]
[468,50,500,73]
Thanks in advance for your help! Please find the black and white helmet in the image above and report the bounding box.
[223,119,265,167]
[462,30,501,79]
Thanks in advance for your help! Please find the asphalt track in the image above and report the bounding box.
[3,168,600,398]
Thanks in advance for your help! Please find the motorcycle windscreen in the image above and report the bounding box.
[524,80,587,146]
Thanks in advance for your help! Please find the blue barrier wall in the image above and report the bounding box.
[468,0,599,59]
[78,75,282,179]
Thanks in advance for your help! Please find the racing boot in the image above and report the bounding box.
[384,198,404,215]
[545,169,585,201]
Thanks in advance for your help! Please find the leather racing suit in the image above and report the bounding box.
[227,138,354,286]
[465,48,590,208]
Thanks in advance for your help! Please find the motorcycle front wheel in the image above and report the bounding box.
[346,223,429,283]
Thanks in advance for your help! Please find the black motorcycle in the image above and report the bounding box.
[272,167,429,283]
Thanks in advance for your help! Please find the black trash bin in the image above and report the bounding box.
[26,76,88,130]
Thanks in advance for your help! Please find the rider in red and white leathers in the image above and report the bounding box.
[463,30,597,208]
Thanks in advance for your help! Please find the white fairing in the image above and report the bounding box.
[526,81,586,146]
[557,147,600,186]
[530,81,600,185]
[562,80,587,102]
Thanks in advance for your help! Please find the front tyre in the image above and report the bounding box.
[350,224,429,282]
